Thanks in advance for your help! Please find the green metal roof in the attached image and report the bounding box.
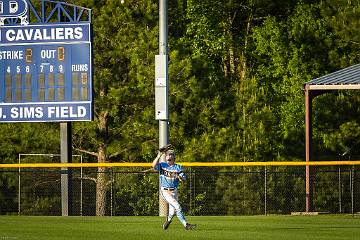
[304,64,360,90]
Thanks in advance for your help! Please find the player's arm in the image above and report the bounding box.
[152,151,163,169]
[177,170,186,182]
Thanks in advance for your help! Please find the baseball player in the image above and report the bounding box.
[152,147,196,230]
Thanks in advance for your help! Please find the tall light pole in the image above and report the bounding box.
[155,0,169,216]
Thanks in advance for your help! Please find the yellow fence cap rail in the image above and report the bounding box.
[1,161,360,168]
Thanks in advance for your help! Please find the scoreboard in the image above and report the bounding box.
[0,23,93,122]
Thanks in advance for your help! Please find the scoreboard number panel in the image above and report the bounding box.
[2,44,90,102]
[0,23,93,122]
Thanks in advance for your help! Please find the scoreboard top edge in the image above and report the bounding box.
[0,23,91,28]
[0,0,91,25]
[0,23,91,46]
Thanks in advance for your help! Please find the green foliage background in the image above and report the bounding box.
[1,0,360,215]
[0,0,355,164]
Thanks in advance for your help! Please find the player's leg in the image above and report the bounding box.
[168,203,175,221]
[162,204,175,230]
[160,189,175,230]
[171,190,197,230]
[161,189,187,227]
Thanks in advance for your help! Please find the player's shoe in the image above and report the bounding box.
[185,223,197,230]
[163,220,172,230]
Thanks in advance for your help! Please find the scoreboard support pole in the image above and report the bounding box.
[60,122,72,216]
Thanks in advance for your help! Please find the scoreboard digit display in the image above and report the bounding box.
[0,23,93,122]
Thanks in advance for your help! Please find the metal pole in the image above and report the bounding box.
[158,0,169,217]
[304,87,313,212]
[18,154,21,215]
[80,155,83,216]
[338,167,342,213]
[351,166,354,216]
[264,166,267,216]
[60,122,72,216]
[189,167,192,215]
[111,169,113,216]
[193,169,196,215]
[158,0,169,150]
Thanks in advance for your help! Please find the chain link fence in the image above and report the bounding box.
[1,165,359,216]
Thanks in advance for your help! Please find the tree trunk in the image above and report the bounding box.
[239,13,252,81]
[95,110,109,216]
[223,15,237,78]
[96,144,107,216]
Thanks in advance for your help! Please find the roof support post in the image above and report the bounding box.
[304,85,330,212]
[304,85,313,212]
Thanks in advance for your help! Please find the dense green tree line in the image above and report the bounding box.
[1,0,360,215]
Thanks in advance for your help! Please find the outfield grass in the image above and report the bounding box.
[0,215,359,240]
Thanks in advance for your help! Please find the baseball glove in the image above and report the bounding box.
[159,144,173,153]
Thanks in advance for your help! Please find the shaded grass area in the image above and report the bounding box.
[0,215,359,240]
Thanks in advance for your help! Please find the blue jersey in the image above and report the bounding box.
[154,162,186,189]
